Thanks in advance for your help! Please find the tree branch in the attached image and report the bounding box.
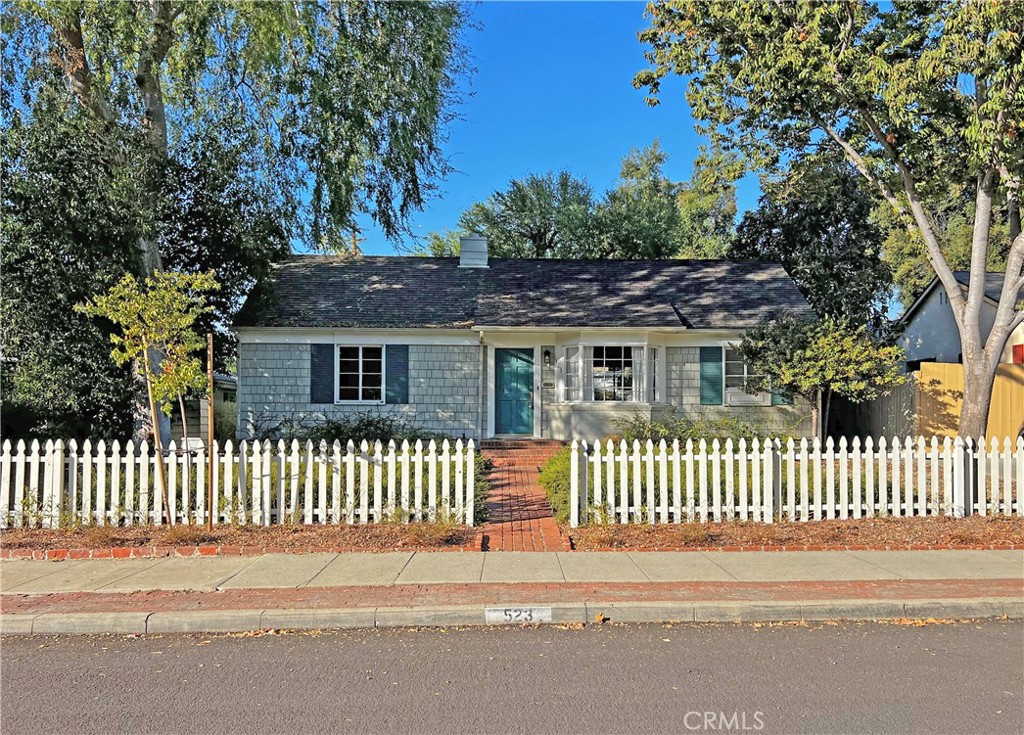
[51,10,112,123]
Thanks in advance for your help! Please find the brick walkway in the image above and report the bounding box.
[480,441,569,552]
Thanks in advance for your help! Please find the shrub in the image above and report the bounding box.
[539,446,573,523]
[614,410,791,444]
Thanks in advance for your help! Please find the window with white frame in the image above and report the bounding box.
[561,345,660,402]
[337,345,384,402]
[724,347,762,393]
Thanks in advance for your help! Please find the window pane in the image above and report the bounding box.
[339,372,360,389]
[339,359,360,375]
[339,347,360,362]
[361,387,382,401]
[362,372,382,388]
[338,386,359,401]
[362,347,383,361]
[363,358,383,375]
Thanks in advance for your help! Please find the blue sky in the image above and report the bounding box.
[358,0,760,255]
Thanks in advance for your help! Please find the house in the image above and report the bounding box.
[840,271,1024,440]
[900,271,1024,367]
[233,236,814,442]
[169,373,237,446]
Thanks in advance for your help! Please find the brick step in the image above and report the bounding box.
[479,440,565,449]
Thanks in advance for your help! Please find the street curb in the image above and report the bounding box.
[1,597,1020,635]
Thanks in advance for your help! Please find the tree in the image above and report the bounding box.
[730,155,893,324]
[458,171,597,258]
[636,0,1023,437]
[739,314,906,437]
[593,139,684,259]
[1,87,146,438]
[6,1,466,434]
[676,147,740,258]
[1,77,289,435]
[5,1,466,254]
[879,199,1013,307]
[412,230,461,257]
[77,270,220,524]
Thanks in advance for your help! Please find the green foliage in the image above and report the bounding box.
[879,202,1013,306]
[675,147,741,258]
[614,411,785,444]
[538,447,574,523]
[452,141,739,260]
[0,92,145,438]
[5,0,469,245]
[159,127,291,367]
[458,171,597,258]
[730,154,893,323]
[739,314,906,405]
[411,229,461,257]
[76,270,220,419]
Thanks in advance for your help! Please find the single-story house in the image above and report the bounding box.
[900,271,1024,367]
[233,236,815,442]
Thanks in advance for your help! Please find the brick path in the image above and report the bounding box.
[480,441,569,552]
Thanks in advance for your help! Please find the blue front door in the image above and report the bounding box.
[495,348,534,435]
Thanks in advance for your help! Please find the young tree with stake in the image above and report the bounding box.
[78,271,219,524]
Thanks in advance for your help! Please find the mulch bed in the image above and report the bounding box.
[0,523,478,559]
[569,515,1024,552]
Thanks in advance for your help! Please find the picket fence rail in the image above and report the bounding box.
[569,436,1024,527]
[0,438,475,529]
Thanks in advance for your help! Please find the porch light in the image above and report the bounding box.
[543,349,552,366]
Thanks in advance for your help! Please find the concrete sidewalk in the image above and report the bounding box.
[2,549,1021,634]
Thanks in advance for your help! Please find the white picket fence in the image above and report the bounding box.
[0,438,475,529]
[569,436,1024,527]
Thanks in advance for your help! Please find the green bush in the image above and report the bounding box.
[614,410,793,444]
[539,446,573,523]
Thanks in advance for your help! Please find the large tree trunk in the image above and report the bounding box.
[55,3,176,443]
[959,362,995,440]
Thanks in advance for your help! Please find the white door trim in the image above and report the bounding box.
[487,344,541,439]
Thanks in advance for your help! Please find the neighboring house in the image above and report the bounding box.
[900,271,1024,367]
[233,236,814,442]
[169,373,237,445]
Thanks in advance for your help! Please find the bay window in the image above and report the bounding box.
[560,345,661,403]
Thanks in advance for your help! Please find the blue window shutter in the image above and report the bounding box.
[310,344,335,403]
[771,389,793,405]
[385,345,409,404]
[699,347,723,405]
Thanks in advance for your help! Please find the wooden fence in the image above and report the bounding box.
[0,438,475,529]
[852,363,1024,440]
[568,437,1024,527]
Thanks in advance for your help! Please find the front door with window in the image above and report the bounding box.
[495,348,534,435]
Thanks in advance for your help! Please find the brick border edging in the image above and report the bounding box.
[572,543,1023,553]
[1,540,1018,561]
[2,541,482,561]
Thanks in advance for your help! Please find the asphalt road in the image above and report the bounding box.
[2,620,1022,735]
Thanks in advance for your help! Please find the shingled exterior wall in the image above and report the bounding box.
[236,343,482,439]
[663,347,812,436]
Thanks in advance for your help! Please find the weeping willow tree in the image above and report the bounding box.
[3,0,467,435]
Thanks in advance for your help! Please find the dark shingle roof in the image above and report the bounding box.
[953,271,1021,303]
[235,256,813,330]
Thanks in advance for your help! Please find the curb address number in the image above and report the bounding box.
[484,607,553,625]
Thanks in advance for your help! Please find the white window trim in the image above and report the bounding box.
[723,345,772,397]
[557,344,663,405]
[335,344,387,405]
